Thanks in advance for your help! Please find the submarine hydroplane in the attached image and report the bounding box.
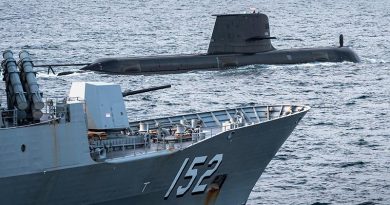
[79,12,360,75]
[32,12,359,75]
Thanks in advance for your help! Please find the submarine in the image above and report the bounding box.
[79,12,359,74]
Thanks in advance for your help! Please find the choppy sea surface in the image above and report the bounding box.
[1,0,389,204]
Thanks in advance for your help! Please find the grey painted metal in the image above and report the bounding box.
[0,49,311,203]
[1,50,28,110]
[122,85,171,97]
[18,50,44,110]
[0,102,93,178]
[0,103,309,205]
[0,103,4,127]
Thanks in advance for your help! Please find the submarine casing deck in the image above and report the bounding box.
[82,46,359,74]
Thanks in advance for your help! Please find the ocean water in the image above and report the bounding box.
[1,0,389,204]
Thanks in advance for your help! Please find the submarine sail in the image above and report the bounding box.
[207,13,275,54]
[78,12,360,75]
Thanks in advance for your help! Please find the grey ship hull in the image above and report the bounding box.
[0,109,306,205]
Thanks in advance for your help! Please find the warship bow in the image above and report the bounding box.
[0,51,310,205]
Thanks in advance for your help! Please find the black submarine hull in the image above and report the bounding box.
[81,47,359,74]
[79,13,360,75]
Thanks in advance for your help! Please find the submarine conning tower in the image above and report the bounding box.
[207,13,275,55]
[78,12,359,75]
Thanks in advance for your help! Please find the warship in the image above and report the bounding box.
[76,12,359,75]
[35,12,360,76]
[0,50,310,205]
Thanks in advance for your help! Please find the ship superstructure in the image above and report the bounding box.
[0,50,309,205]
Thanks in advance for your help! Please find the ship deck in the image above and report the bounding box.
[94,105,306,160]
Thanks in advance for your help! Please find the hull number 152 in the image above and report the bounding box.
[164,154,223,199]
